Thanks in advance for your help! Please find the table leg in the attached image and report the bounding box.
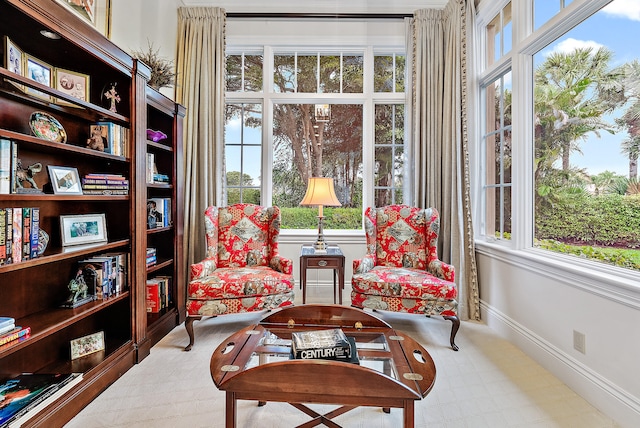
[338,265,344,305]
[403,400,414,428]
[300,259,307,304]
[226,392,237,428]
[333,269,337,304]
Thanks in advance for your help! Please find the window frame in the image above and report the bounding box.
[473,0,640,296]
[225,44,408,225]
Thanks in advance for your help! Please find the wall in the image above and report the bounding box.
[477,246,640,427]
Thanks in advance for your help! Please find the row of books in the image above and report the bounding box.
[81,173,129,196]
[145,153,170,184]
[146,248,156,268]
[72,252,128,303]
[0,207,40,266]
[89,122,129,157]
[0,317,31,351]
[147,198,171,228]
[146,276,172,313]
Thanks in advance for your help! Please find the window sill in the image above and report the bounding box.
[475,241,640,310]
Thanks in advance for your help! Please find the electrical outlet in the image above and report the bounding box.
[573,330,586,354]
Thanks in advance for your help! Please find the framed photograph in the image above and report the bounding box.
[3,36,24,91]
[70,331,105,360]
[25,54,52,100]
[55,0,112,38]
[48,165,83,195]
[60,213,107,247]
[55,68,90,105]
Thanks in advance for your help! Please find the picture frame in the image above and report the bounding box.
[54,68,90,106]
[70,331,105,360]
[48,165,83,195]
[3,36,24,90]
[54,0,112,38]
[24,54,52,101]
[60,213,107,247]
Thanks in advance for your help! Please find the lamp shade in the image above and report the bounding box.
[300,177,341,208]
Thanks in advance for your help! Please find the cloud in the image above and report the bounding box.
[602,0,640,21]
[543,38,605,57]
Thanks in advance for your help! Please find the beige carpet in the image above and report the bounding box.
[65,297,620,427]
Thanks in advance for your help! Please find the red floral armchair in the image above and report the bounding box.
[351,205,460,350]
[184,204,295,351]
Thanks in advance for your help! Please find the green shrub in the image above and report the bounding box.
[280,207,362,230]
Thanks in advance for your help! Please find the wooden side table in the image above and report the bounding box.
[299,245,345,304]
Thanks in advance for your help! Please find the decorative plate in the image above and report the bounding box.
[146,129,167,142]
[29,111,67,143]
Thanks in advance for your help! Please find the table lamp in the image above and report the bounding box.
[300,177,341,253]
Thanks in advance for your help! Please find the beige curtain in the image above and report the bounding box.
[411,0,480,320]
[175,7,226,286]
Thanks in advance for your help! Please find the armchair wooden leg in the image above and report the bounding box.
[183,316,202,351]
[443,315,460,351]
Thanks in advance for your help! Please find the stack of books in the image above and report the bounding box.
[0,317,31,350]
[81,173,129,196]
[0,207,40,265]
[146,276,172,313]
[146,248,156,268]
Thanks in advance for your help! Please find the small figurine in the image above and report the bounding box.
[66,269,89,305]
[104,84,121,113]
[86,126,106,151]
[15,159,42,189]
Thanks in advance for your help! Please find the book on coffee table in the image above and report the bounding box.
[291,328,352,361]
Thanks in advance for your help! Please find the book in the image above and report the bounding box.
[30,208,39,259]
[0,323,16,335]
[0,326,30,346]
[21,207,30,260]
[291,328,352,361]
[9,141,17,193]
[0,317,16,331]
[11,208,21,263]
[0,208,6,265]
[0,331,30,352]
[5,208,12,264]
[82,189,129,196]
[0,373,80,426]
[81,178,129,185]
[146,281,160,313]
[80,257,115,298]
[146,152,155,183]
[102,252,128,293]
[0,138,10,194]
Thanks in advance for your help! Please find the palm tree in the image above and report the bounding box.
[614,60,640,179]
[533,47,625,210]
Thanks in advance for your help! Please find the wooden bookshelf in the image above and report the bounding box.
[0,0,185,425]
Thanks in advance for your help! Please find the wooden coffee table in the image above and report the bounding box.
[210,305,436,428]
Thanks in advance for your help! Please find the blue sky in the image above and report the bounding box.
[538,0,640,176]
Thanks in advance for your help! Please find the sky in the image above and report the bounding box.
[538,0,640,177]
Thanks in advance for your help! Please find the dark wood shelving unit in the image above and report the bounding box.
[0,1,185,426]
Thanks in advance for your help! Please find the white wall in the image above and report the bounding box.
[477,247,640,427]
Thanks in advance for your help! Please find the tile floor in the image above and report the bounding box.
[65,285,621,428]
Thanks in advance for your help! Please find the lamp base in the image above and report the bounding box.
[312,240,328,254]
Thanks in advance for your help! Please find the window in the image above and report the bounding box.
[486,2,512,66]
[226,47,407,230]
[482,71,512,240]
[477,0,640,272]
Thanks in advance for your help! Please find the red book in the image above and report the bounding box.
[146,281,160,313]
[0,326,31,346]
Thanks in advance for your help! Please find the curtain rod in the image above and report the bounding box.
[226,13,413,20]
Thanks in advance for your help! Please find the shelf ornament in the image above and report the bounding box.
[104,84,120,113]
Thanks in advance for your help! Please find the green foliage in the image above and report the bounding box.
[280,207,362,230]
[536,193,640,246]
[537,239,640,271]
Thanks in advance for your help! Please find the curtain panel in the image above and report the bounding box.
[411,0,480,320]
[176,7,226,286]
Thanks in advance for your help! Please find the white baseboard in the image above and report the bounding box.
[480,300,640,428]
